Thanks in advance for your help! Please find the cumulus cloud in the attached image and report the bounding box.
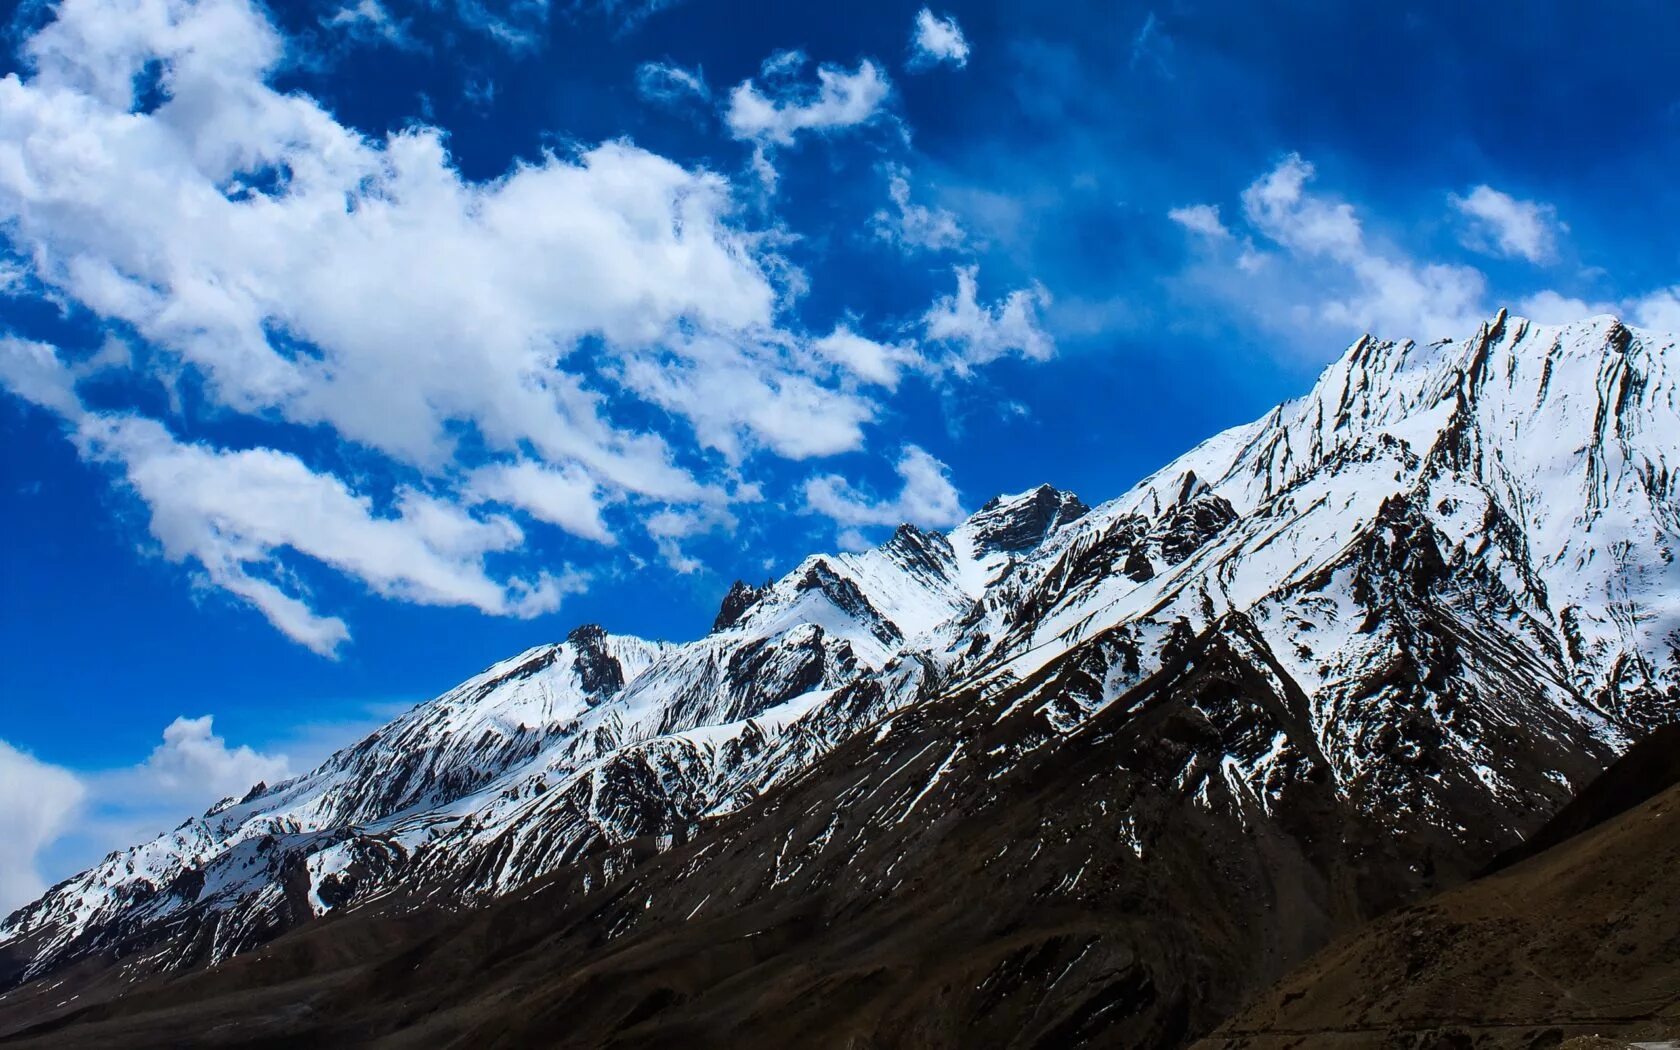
[1517,286,1680,330]
[1,339,579,655]
[1,716,298,912]
[1241,154,1365,257]
[1167,203,1230,239]
[872,166,966,252]
[922,266,1055,369]
[803,445,964,538]
[811,325,922,389]
[0,0,1056,653]
[636,60,708,104]
[613,331,881,461]
[111,716,292,805]
[466,460,615,545]
[909,8,968,69]
[0,0,781,494]
[1517,289,1615,324]
[1629,286,1680,332]
[1451,185,1562,264]
[0,741,86,915]
[725,51,891,146]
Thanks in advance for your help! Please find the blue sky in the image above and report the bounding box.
[1,0,1678,905]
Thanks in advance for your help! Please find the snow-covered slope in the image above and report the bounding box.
[3,311,1676,993]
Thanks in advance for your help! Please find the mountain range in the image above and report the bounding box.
[2,310,1676,1046]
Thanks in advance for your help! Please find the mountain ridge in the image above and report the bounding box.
[2,310,1676,1046]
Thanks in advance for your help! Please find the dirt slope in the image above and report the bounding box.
[1196,726,1680,1050]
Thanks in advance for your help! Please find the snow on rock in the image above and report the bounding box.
[4,311,1677,990]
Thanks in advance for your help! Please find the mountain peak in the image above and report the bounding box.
[961,484,1089,555]
[711,580,767,633]
[565,623,608,646]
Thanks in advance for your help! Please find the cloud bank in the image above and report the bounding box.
[0,0,1051,653]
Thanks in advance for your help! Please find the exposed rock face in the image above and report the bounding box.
[965,483,1091,555]
[2,312,1676,1046]
[710,580,766,633]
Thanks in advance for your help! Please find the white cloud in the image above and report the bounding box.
[922,266,1055,369]
[4,716,300,909]
[2,339,583,655]
[1178,153,1491,342]
[811,325,921,389]
[803,444,964,533]
[909,8,968,69]
[78,413,581,655]
[0,741,86,915]
[1174,158,1669,346]
[324,0,421,51]
[110,715,292,805]
[1241,154,1364,257]
[872,167,966,252]
[1517,286,1680,331]
[1517,289,1615,324]
[466,460,614,544]
[614,331,880,461]
[1168,203,1230,239]
[725,52,891,146]
[0,0,1058,653]
[1629,286,1680,332]
[643,504,735,574]
[1451,185,1562,263]
[1318,256,1488,342]
[636,61,708,104]
[0,3,778,499]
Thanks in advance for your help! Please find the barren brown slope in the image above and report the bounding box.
[1196,724,1680,1050]
[0,614,1612,1050]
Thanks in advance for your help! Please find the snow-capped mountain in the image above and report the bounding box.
[3,311,1676,1010]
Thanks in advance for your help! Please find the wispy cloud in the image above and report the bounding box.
[1450,184,1564,263]
[804,444,964,548]
[637,60,709,104]
[1170,154,1487,342]
[923,266,1055,371]
[1129,11,1172,76]
[1167,203,1230,239]
[909,7,969,70]
[872,165,967,252]
[725,50,892,146]
[323,0,424,52]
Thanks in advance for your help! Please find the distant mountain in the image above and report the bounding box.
[3,311,1676,1046]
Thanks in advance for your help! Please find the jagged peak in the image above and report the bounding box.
[565,623,609,646]
[1173,470,1211,505]
[711,579,767,633]
[959,483,1090,555]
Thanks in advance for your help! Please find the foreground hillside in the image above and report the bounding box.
[1196,723,1680,1048]
[1,311,1675,1045]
